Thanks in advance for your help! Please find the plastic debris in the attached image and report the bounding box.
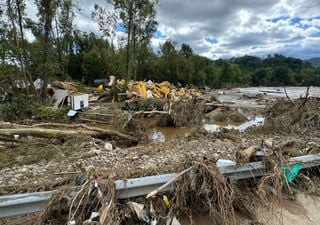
[166,217,182,225]
[108,76,115,86]
[127,202,157,225]
[147,90,154,98]
[100,78,203,102]
[282,163,302,185]
[104,142,113,151]
[216,159,236,167]
[97,84,104,93]
[163,195,170,208]
[67,110,78,117]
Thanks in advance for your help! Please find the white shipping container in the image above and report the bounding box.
[68,94,89,110]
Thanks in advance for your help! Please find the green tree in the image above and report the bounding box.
[1,0,34,91]
[179,43,193,59]
[35,0,59,97]
[93,0,158,80]
[219,61,233,85]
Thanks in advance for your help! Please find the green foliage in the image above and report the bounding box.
[33,106,69,123]
[308,57,320,68]
[0,97,35,121]
[0,97,69,122]
[0,0,319,91]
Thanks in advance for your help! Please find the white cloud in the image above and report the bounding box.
[24,0,320,59]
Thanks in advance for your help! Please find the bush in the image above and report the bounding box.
[33,106,70,123]
[0,97,70,123]
[0,97,35,121]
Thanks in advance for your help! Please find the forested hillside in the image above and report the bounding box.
[0,0,319,92]
[309,57,320,68]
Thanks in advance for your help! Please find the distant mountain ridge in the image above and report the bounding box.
[308,57,320,68]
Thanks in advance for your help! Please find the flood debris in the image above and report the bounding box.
[205,107,248,123]
[1,88,320,225]
[30,145,320,225]
[157,100,205,127]
[95,78,203,103]
[260,97,320,134]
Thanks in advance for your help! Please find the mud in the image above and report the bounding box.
[181,193,320,225]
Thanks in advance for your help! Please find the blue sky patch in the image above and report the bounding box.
[311,31,320,37]
[289,17,301,25]
[154,30,167,39]
[115,23,126,32]
[284,43,301,48]
[205,37,219,44]
[268,16,320,30]
[267,15,289,23]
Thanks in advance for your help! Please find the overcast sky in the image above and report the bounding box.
[28,0,320,60]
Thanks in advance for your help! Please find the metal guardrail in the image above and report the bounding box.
[1,153,320,218]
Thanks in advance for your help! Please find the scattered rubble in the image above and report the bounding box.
[1,85,320,225]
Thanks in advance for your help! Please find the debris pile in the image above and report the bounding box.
[97,77,203,102]
[261,97,320,134]
[36,147,319,225]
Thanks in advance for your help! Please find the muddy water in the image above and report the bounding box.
[144,116,264,142]
[143,86,320,142]
[203,116,264,133]
[142,117,193,142]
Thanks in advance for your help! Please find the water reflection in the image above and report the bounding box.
[203,116,264,133]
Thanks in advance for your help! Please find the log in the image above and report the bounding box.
[77,118,110,124]
[0,127,137,142]
[0,128,87,138]
[31,123,136,141]
[236,145,260,164]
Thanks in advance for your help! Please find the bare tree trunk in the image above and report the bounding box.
[40,2,52,100]
[125,0,133,80]
[55,15,63,76]
[7,0,25,83]
[16,0,35,94]
[132,24,137,80]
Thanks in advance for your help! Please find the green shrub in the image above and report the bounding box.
[0,97,70,123]
[0,97,35,121]
[33,106,70,123]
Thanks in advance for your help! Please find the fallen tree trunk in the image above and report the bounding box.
[30,123,137,141]
[0,128,137,142]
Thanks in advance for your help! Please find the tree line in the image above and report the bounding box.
[0,0,319,98]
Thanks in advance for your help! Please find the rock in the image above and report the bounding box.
[39,160,47,167]
[16,156,24,162]
[89,147,101,155]
[104,142,113,151]
[141,155,149,160]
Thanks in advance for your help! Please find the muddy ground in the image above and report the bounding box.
[1,88,320,224]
